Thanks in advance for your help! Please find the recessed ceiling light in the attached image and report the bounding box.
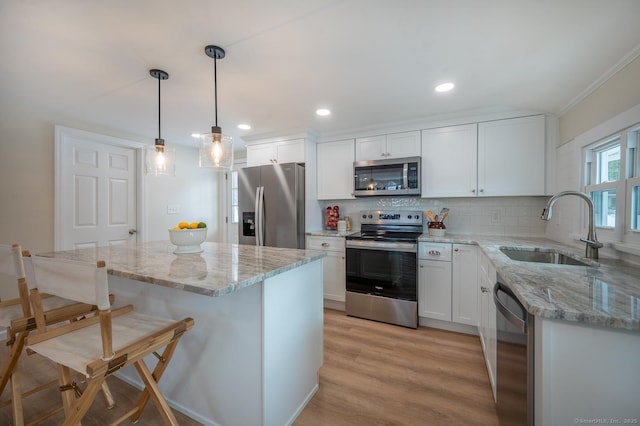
[237,123,251,130]
[316,108,331,116]
[435,82,455,93]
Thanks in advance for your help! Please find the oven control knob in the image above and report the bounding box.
[368,214,373,219]
[407,215,412,219]
[362,214,367,219]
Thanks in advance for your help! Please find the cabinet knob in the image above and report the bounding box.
[428,250,441,256]
[454,248,459,252]
[472,189,476,193]
[480,286,490,293]
[479,188,484,193]
[419,264,424,268]
[321,242,329,247]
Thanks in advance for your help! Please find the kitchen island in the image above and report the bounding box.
[37,241,326,426]
[420,234,640,425]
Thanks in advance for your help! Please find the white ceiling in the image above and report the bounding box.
[2,0,640,150]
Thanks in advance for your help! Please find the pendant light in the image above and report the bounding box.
[199,45,233,170]
[145,69,176,176]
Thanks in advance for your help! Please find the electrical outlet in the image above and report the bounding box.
[167,204,180,215]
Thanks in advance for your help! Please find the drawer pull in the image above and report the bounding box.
[428,250,441,256]
[321,242,330,247]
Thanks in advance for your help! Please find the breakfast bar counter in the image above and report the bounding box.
[37,241,326,426]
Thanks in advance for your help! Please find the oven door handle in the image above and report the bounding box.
[346,240,417,253]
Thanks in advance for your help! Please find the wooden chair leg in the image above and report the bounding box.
[61,378,105,426]
[57,364,76,421]
[0,330,28,396]
[128,339,179,423]
[100,381,115,409]
[133,359,179,426]
[10,371,24,426]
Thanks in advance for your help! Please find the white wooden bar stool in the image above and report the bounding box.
[0,244,116,425]
[27,255,194,426]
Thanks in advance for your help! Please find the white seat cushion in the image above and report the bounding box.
[27,311,176,376]
[0,296,81,328]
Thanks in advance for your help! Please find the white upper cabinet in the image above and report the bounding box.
[274,139,305,164]
[355,131,420,161]
[355,135,386,161]
[317,139,355,200]
[421,115,546,198]
[246,139,306,167]
[421,124,478,197]
[247,143,275,166]
[478,115,546,196]
[386,131,421,158]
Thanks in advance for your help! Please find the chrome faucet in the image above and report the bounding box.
[540,191,604,260]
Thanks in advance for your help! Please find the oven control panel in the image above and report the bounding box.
[359,210,423,225]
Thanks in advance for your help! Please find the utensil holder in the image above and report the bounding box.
[428,222,446,237]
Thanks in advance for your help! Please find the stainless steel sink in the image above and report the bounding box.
[499,247,594,266]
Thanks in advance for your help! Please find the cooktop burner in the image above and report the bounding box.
[346,210,424,242]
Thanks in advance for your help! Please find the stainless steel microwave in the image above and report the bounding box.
[353,156,421,197]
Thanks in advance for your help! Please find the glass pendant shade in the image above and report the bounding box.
[199,129,233,169]
[145,69,175,176]
[145,139,176,176]
[199,45,234,170]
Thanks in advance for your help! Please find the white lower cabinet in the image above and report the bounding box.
[419,242,479,328]
[419,259,452,321]
[452,244,478,326]
[306,235,345,303]
[478,249,497,401]
[418,242,452,321]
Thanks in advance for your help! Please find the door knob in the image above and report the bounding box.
[128,229,137,235]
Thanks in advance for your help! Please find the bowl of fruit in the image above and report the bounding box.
[169,221,207,254]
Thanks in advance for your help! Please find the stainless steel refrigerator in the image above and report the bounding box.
[238,162,305,249]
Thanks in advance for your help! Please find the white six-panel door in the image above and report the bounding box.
[55,126,143,250]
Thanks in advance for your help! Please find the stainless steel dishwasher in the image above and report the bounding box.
[494,281,534,426]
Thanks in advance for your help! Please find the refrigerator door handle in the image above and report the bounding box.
[254,186,261,246]
[258,186,265,246]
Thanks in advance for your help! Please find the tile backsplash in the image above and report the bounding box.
[319,196,549,237]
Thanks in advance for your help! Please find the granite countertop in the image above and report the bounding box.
[36,241,326,298]
[419,234,640,331]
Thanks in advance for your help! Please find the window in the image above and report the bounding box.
[583,124,640,245]
[585,138,621,229]
[597,144,620,183]
[591,189,616,227]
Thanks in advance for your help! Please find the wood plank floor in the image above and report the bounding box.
[294,309,499,426]
[0,309,498,425]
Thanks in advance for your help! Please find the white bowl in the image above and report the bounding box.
[169,228,207,254]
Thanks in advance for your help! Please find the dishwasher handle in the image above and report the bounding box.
[494,282,527,333]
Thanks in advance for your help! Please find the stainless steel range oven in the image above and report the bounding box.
[345,210,423,328]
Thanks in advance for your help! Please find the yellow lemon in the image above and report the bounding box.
[171,226,180,230]
[178,221,189,229]
[190,222,199,229]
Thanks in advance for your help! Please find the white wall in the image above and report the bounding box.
[559,56,640,146]
[0,101,221,252]
[145,145,221,242]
